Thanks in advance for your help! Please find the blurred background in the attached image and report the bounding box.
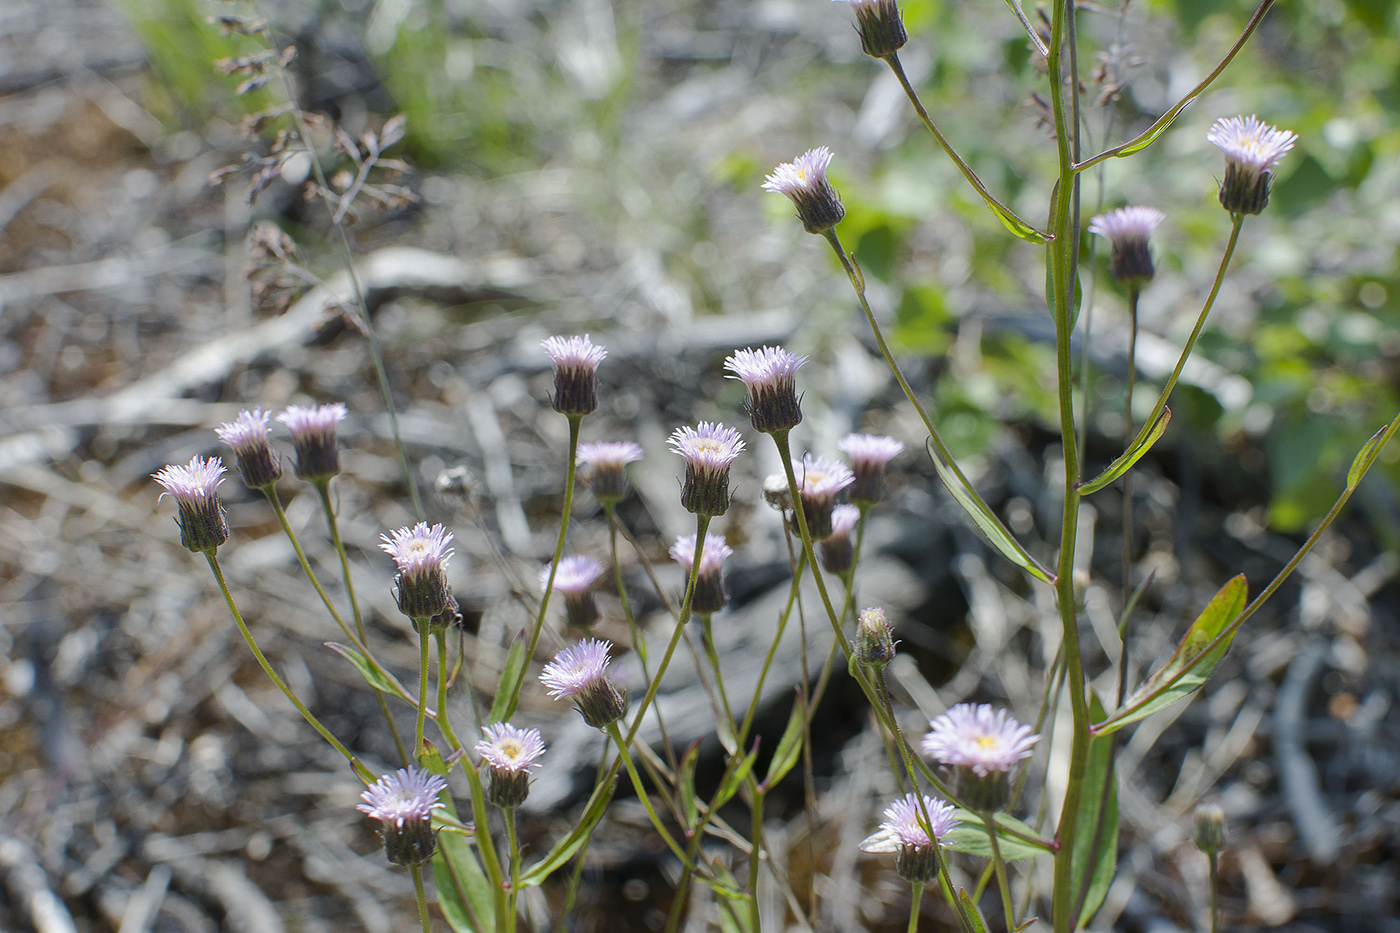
[2,0,1399,929]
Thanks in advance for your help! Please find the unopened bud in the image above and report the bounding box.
[856,606,897,668]
[1193,803,1225,856]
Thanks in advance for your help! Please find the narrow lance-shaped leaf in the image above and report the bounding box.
[1079,408,1172,495]
[714,739,760,810]
[677,740,701,832]
[487,630,528,724]
[1072,692,1118,928]
[1347,423,1389,491]
[324,641,412,699]
[1095,575,1247,734]
[430,788,495,932]
[942,811,1052,861]
[960,888,993,933]
[928,441,1053,584]
[518,774,616,886]
[763,693,806,790]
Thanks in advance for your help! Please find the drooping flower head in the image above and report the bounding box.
[724,346,808,435]
[357,767,448,865]
[152,456,229,553]
[860,793,960,884]
[542,334,607,417]
[380,522,455,622]
[818,503,862,575]
[1088,206,1165,289]
[1206,115,1297,215]
[833,0,907,58]
[670,533,735,616]
[577,441,644,505]
[276,403,348,482]
[475,722,546,808]
[839,433,904,507]
[541,555,606,630]
[922,703,1039,811]
[793,453,854,540]
[763,147,846,235]
[855,606,897,669]
[669,422,745,517]
[540,638,629,729]
[215,408,282,489]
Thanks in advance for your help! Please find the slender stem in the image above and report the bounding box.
[552,755,611,933]
[415,623,431,758]
[983,808,1017,927]
[505,808,522,933]
[315,480,367,640]
[699,616,738,736]
[501,416,581,721]
[746,785,765,933]
[1208,851,1221,933]
[435,629,463,752]
[606,723,692,866]
[409,864,432,933]
[906,881,925,933]
[204,551,373,782]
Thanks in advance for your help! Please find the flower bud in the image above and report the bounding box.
[856,606,897,669]
[1193,803,1225,856]
[277,403,347,482]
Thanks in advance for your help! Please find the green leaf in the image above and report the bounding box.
[960,888,992,933]
[431,795,494,932]
[519,775,615,886]
[715,740,759,809]
[1071,692,1118,928]
[984,196,1052,244]
[1078,408,1172,494]
[762,694,806,789]
[487,631,528,725]
[324,642,409,697]
[1347,423,1389,490]
[1096,575,1247,735]
[678,741,701,832]
[928,443,1053,584]
[943,812,1052,861]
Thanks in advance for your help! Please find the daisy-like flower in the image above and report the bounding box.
[724,345,808,435]
[762,147,846,235]
[855,606,897,669]
[577,441,644,505]
[922,703,1039,811]
[670,533,735,616]
[276,403,348,482]
[1088,206,1165,289]
[152,456,229,553]
[818,503,861,575]
[541,555,606,630]
[475,722,546,808]
[1206,115,1297,215]
[379,522,455,622]
[833,0,907,58]
[215,408,282,489]
[540,638,628,730]
[669,422,745,517]
[357,767,448,865]
[542,334,607,417]
[793,453,855,540]
[839,434,904,507]
[860,793,960,884]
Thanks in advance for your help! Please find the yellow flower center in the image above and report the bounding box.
[973,734,1000,751]
[498,739,525,762]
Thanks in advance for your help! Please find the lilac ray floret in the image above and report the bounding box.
[541,555,605,595]
[725,346,808,434]
[152,455,229,553]
[542,334,607,416]
[669,533,734,575]
[921,703,1039,776]
[1206,115,1297,174]
[762,147,845,234]
[539,638,615,700]
[216,408,282,489]
[276,403,348,480]
[879,793,960,848]
[380,522,455,578]
[475,722,546,774]
[358,767,448,828]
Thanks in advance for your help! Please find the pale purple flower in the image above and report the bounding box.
[1088,206,1165,287]
[818,504,862,575]
[839,433,904,506]
[540,638,628,729]
[762,147,845,234]
[860,793,959,884]
[577,441,644,504]
[542,334,607,416]
[921,703,1039,777]
[670,533,734,615]
[725,345,808,434]
[475,722,546,774]
[379,522,455,620]
[669,421,745,516]
[833,0,907,57]
[216,408,282,489]
[152,455,229,553]
[541,555,605,629]
[793,453,855,540]
[1206,115,1297,215]
[358,766,447,865]
[276,403,348,481]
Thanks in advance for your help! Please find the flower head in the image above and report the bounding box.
[855,606,897,668]
[860,793,959,883]
[152,456,229,553]
[839,433,903,506]
[1206,115,1297,215]
[476,722,546,808]
[357,767,448,865]
[793,453,855,540]
[670,533,735,615]
[542,334,607,417]
[669,422,745,517]
[724,346,808,434]
[577,441,644,505]
[763,147,845,234]
[540,638,629,729]
[216,408,282,489]
[1089,206,1165,288]
[818,503,862,575]
[541,555,606,630]
[834,0,907,58]
[276,403,348,481]
[380,522,455,621]
[922,703,1039,810]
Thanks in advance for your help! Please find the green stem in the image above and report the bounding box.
[1122,285,1140,609]
[204,551,373,782]
[605,723,692,867]
[457,754,509,926]
[505,808,521,933]
[984,807,1017,927]
[314,480,367,641]
[500,416,581,721]
[410,864,432,933]
[435,629,463,752]
[415,622,430,759]
[699,615,737,736]
[1208,851,1221,933]
[906,881,925,933]
[747,785,765,933]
